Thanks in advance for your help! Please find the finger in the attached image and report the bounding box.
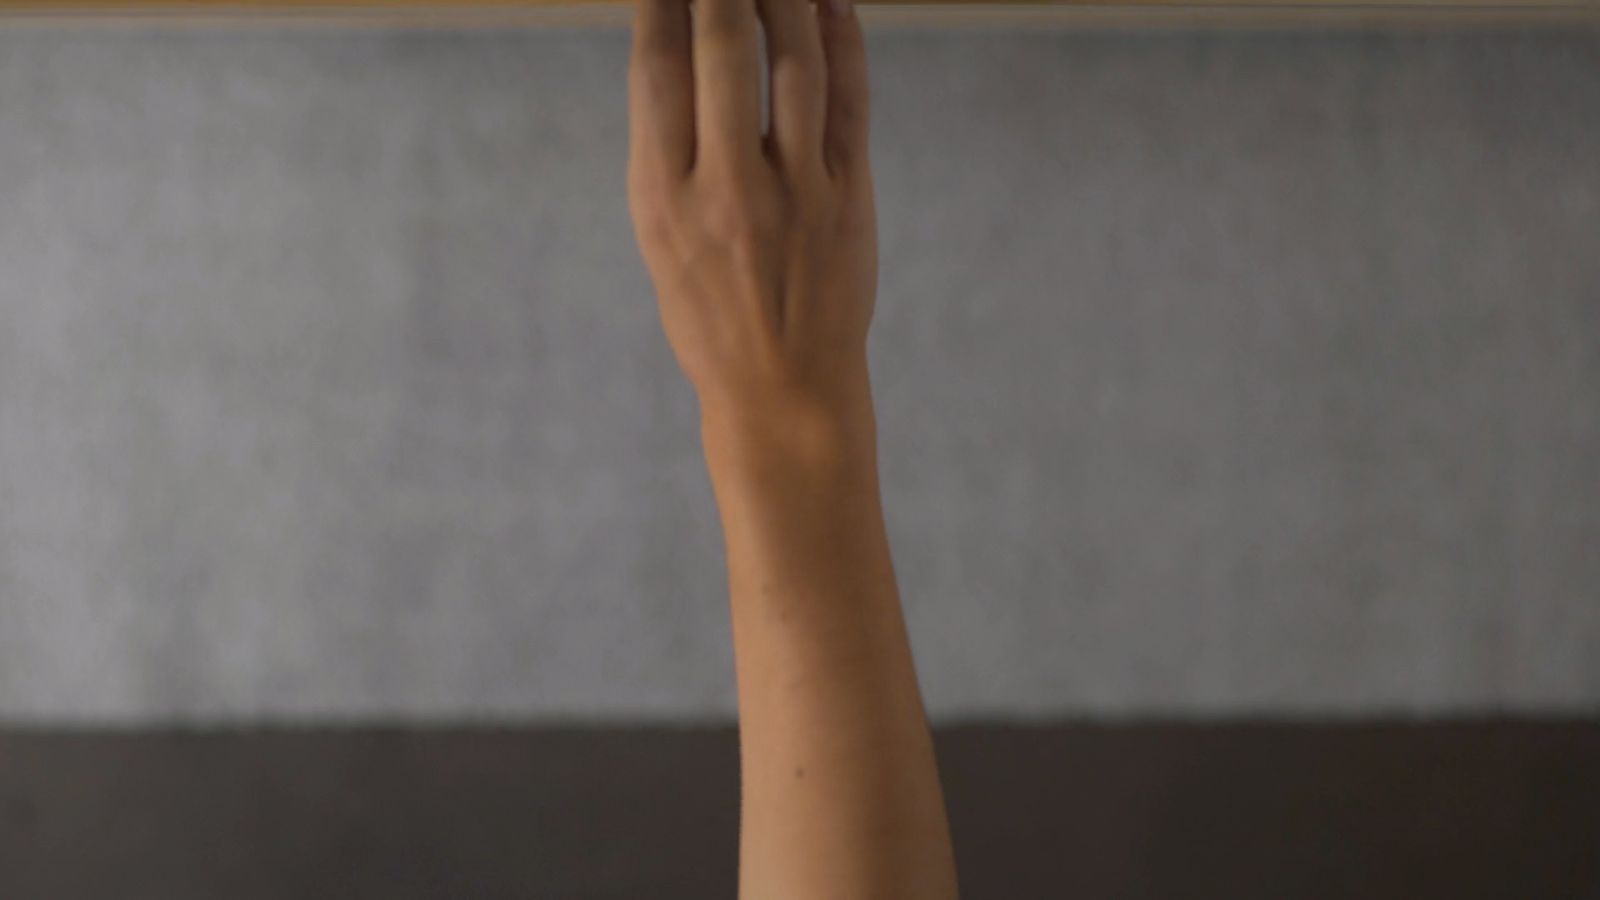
[819,0,869,178]
[693,0,764,172]
[630,0,696,175]
[756,0,826,171]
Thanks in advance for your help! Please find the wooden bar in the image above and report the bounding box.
[0,0,1596,27]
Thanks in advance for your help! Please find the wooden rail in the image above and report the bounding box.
[0,0,1595,26]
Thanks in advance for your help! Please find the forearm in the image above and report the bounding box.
[624,0,941,885]
[703,386,959,900]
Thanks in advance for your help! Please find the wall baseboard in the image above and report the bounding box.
[2,721,1595,898]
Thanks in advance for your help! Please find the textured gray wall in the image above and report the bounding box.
[1,29,1597,722]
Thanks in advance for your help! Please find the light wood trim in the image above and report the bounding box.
[0,0,1595,26]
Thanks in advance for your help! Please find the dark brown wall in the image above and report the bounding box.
[3,722,1596,898]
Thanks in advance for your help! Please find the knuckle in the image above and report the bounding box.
[824,136,864,177]
[628,179,677,232]
[830,95,868,134]
[634,205,674,245]
[705,204,754,244]
[795,202,833,237]
[704,192,777,244]
[626,160,661,195]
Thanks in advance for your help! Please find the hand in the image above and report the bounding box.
[627,0,877,467]
[628,10,957,894]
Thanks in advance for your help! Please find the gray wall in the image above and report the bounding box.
[1,29,1596,722]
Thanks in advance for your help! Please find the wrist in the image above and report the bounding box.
[699,379,879,490]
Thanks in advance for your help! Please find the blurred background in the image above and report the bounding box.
[1,24,1597,898]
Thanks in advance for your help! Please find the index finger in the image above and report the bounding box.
[693,0,764,174]
[630,0,695,176]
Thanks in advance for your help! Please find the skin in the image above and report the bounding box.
[626,0,961,897]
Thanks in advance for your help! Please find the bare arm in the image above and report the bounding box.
[626,0,959,896]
